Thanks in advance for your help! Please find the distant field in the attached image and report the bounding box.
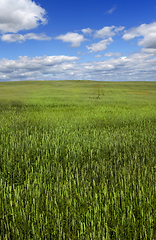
[0,81,156,239]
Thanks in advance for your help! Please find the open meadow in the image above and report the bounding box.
[0,80,156,239]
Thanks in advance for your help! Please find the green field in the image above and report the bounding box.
[0,81,156,239]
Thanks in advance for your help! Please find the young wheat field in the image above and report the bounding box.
[0,80,156,239]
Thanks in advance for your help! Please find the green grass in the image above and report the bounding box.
[0,80,156,239]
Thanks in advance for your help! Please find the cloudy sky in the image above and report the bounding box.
[0,0,156,81]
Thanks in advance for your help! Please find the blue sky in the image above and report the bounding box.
[0,0,156,81]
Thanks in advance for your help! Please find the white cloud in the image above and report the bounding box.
[86,38,113,52]
[82,28,93,35]
[94,26,124,39]
[104,52,121,57]
[55,32,86,47]
[138,33,156,48]
[77,51,86,56]
[0,55,79,80]
[123,22,156,50]
[79,52,156,81]
[0,53,156,81]
[25,33,52,41]
[141,48,156,54]
[123,22,156,40]
[1,33,52,42]
[0,0,47,33]
[94,26,115,38]
[94,55,102,58]
[107,5,117,14]
[1,34,25,43]
[114,26,125,33]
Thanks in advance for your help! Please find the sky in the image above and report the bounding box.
[0,0,156,81]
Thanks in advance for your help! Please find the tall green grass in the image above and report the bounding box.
[0,81,156,239]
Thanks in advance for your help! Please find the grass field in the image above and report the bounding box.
[0,80,156,239]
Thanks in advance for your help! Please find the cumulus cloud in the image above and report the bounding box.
[141,48,156,54]
[82,28,93,35]
[79,53,156,81]
[55,32,87,47]
[1,33,52,42]
[123,22,156,53]
[0,0,47,33]
[94,26,124,39]
[104,52,121,57]
[94,55,102,58]
[1,34,25,43]
[0,55,79,80]
[123,22,156,40]
[0,53,156,81]
[138,33,156,48]
[86,38,113,52]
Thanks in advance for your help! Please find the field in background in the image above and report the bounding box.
[0,81,156,239]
